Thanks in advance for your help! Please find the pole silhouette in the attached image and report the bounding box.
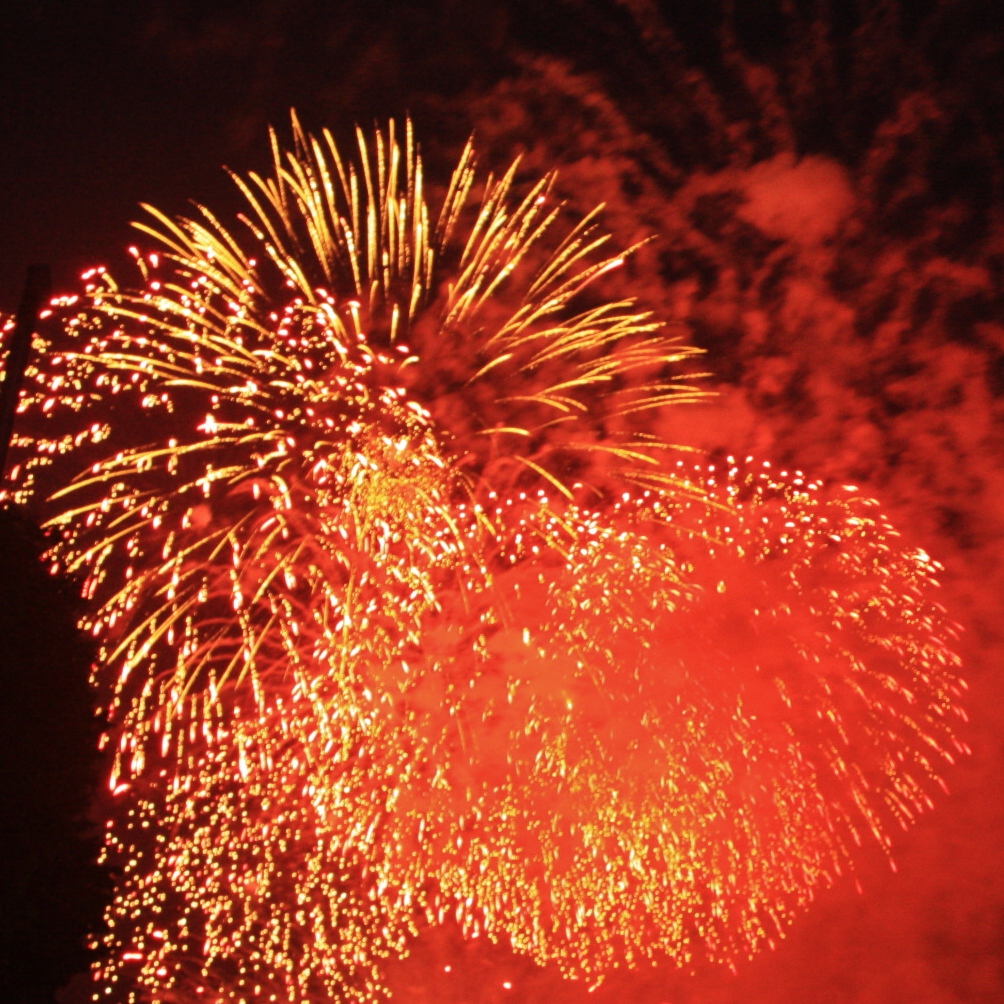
[0,265,51,483]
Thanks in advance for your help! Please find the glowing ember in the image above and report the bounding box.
[2,118,965,1001]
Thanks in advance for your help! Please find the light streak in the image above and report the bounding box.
[0,118,964,1001]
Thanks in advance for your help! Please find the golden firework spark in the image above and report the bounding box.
[2,117,965,1001]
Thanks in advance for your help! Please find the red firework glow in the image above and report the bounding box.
[2,118,966,1003]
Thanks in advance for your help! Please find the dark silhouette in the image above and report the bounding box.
[0,505,105,1003]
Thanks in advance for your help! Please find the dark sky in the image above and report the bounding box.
[0,0,867,310]
[0,0,529,309]
[2,2,1004,1003]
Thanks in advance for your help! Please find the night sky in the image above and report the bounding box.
[2,2,1004,1002]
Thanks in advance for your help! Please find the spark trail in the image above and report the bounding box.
[1,117,965,1001]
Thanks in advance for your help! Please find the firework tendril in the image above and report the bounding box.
[2,117,966,1002]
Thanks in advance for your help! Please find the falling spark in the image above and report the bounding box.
[2,117,964,1001]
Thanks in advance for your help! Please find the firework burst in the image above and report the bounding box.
[349,458,966,980]
[3,116,965,1000]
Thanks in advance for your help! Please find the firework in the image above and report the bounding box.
[5,117,965,1000]
[365,460,966,979]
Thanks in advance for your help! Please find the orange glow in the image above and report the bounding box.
[1,118,964,1002]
